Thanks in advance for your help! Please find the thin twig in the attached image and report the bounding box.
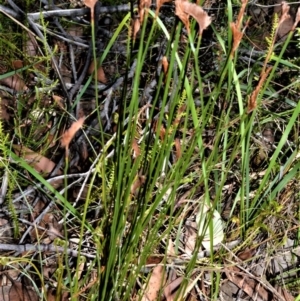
[69,1,102,102]
[0,4,19,18]
[0,243,96,259]
[27,4,132,21]
[32,22,88,48]
[18,175,84,243]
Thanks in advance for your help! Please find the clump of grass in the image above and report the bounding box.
[0,0,300,300]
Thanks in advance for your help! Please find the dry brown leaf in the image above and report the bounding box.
[159,124,166,141]
[167,238,176,256]
[174,138,181,161]
[236,0,248,29]
[0,74,28,92]
[61,117,85,149]
[182,2,211,35]
[164,276,184,301]
[9,281,39,301]
[80,140,89,160]
[156,0,172,15]
[130,174,146,196]
[184,222,197,255]
[279,1,290,26]
[0,97,12,122]
[275,285,294,301]
[84,0,97,9]
[175,0,190,34]
[52,94,66,110]
[96,66,107,83]
[175,0,211,35]
[139,0,151,23]
[277,15,293,39]
[225,268,269,301]
[132,138,141,157]
[162,56,168,77]
[237,248,256,261]
[13,145,56,176]
[12,60,23,69]
[146,256,163,265]
[293,7,300,30]
[229,0,247,56]
[88,61,107,83]
[141,264,166,301]
[46,289,56,301]
[0,285,10,301]
[247,66,272,113]
[24,32,38,57]
[179,273,202,300]
[225,266,287,301]
[47,222,63,240]
[133,18,141,41]
[277,2,292,39]
[230,22,243,57]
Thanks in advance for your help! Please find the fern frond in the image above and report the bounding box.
[0,97,9,161]
[265,13,279,60]
[107,162,115,192]
[39,15,51,79]
[168,89,187,134]
[7,170,19,238]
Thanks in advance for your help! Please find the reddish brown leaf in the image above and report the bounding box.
[84,0,97,9]
[164,276,184,301]
[230,22,243,57]
[146,256,163,265]
[141,264,166,301]
[132,138,141,157]
[13,145,56,176]
[277,2,292,39]
[52,94,66,110]
[247,66,272,113]
[167,238,176,256]
[181,2,211,35]
[225,267,269,301]
[130,174,146,196]
[133,18,141,41]
[9,281,39,301]
[0,74,28,92]
[173,104,186,127]
[279,1,290,26]
[61,117,85,149]
[229,0,248,57]
[162,56,169,77]
[293,7,300,30]
[88,61,107,83]
[159,124,166,141]
[139,0,151,23]
[175,0,190,34]
[156,0,172,15]
[236,0,248,29]
[174,138,181,161]
[12,60,23,69]
[175,0,211,35]
[23,32,38,57]
[237,248,256,260]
